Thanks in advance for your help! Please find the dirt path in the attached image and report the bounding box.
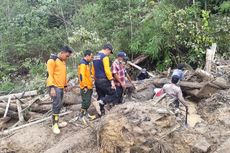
[0,115,99,153]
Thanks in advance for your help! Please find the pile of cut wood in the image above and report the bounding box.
[0,88,83,132]
[126,43,230,99]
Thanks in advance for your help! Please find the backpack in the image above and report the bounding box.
[46,54,58,78]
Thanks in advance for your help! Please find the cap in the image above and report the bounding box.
[117,51,126,58]
[103,44,113,53]
[172,75,180,84]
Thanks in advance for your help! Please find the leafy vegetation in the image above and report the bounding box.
[0,0,229,92]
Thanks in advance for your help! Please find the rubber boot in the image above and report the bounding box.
[52,114,60,134]
[80,109,87,125]
[86,111,96,121]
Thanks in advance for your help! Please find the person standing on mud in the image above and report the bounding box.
[77,50,96,124]
[172,64,185,81]
[163,75,188,112]
[47,46,73,134]
[111,51,127,104]
[93,44,116,116]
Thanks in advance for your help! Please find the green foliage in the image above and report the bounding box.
[163,6,214,66]
[211,15,230,59]
[0,77,15,92]
[0,0,229,92]
[220,1,230,13]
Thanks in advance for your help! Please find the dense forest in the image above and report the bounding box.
[0,0,229,92]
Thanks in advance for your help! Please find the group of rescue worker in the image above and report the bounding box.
[46,44,188,134]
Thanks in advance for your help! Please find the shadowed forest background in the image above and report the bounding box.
[0,0,229,93]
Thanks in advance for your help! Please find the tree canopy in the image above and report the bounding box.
[0,0,229,92]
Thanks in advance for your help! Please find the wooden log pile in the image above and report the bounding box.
[133,69,230,99]
[0,89,83,130]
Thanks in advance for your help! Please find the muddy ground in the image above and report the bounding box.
[0,88,230,153]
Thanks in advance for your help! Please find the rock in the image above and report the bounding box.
[156,108,169,114]
[216,138,230,153]
[192,138,211,153]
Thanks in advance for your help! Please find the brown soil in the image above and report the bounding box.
[0,89,230,153]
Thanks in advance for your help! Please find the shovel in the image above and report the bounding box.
[185,106,188,127]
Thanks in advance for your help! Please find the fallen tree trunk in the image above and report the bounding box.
[195,83,219,98]
[39,91,81,105]
[134,78,169,90]
[0,90,38,101]
[9,97,33,104]
[0,107,18,119]
[29,103,52,113]
[0,102,51,113]
[132,55,148,65]
[127,61,155,78]
[194,68,214,81]
[211,77,230,89]
[179,81,207,89]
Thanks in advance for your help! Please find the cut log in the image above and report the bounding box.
[133,78,169,91]
[194,68,214,81]
[10,97,33,104]
[39,91,81,106]
[127,61,155,78]
[0,102,19,112]
[211,77,230,89]
[196,83,219,98]
[179,81,206,89]
[0,90,37,101]
[152,78,169,87]
[0,102,51,113]
[29,103,52,113]
[16,100,25,122]
[205,43,217,73]
[0,107,18,119]
[22,96,41,112]
[184,82,219,99]
[132,55,148,65]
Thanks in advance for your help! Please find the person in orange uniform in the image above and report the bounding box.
[93,44,116,116]
[47,46,73,134]
[78,50,96,123]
